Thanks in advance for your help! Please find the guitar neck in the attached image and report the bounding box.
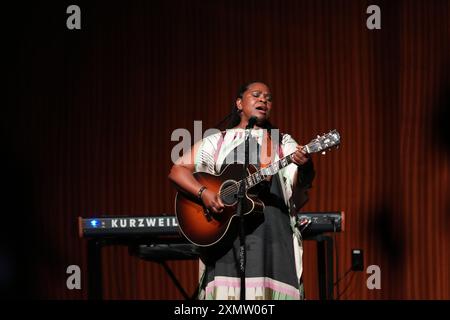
[238,129,339,190]
[241,148,304,190]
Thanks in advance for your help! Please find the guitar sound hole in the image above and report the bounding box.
[219,180,239,205]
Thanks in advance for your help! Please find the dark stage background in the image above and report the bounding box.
[3,0,449,299]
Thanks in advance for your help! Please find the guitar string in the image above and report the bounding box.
[218,153,294,199]
[216,140,331,198]
[207,133,338,201]
[218,155,290,197]
[218,165,277,197]
[216,137,337,198]
[218,149,316,198]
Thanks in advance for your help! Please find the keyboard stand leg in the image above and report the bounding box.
[159,261,191,300]
[325,236,334,300]
[316,235,334,300]
[316,236,327,300]
[87,239,103,300]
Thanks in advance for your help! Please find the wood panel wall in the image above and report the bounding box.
[5,0,449,299]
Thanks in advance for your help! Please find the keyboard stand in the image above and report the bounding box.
[86,237,334,300]
[86,240,200,300]
[309,234,334,300]
[132,244,200,300]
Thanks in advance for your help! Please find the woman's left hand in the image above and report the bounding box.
[291,145,310,166]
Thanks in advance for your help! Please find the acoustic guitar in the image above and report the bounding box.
[175,129,340,247]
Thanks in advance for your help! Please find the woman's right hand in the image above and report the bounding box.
[201,189,224,214]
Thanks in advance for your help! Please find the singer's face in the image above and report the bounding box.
[236,82,272,125]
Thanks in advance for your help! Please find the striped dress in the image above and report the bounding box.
[195,128,313,300]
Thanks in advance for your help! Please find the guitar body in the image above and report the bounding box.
[175,164,264,247]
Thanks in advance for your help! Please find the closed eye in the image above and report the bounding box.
[251,91,272,101]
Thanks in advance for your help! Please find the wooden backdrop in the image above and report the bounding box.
[4,0,449,299]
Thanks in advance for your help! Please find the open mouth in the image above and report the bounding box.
[255,106,267,113]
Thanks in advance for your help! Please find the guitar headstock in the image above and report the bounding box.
[305,129,340,154]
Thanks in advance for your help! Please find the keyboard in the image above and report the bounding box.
[78,212,344,239]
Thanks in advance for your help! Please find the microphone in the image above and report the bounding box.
[246,116,257,129]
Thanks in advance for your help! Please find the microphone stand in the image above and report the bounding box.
[237,117,256,300]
